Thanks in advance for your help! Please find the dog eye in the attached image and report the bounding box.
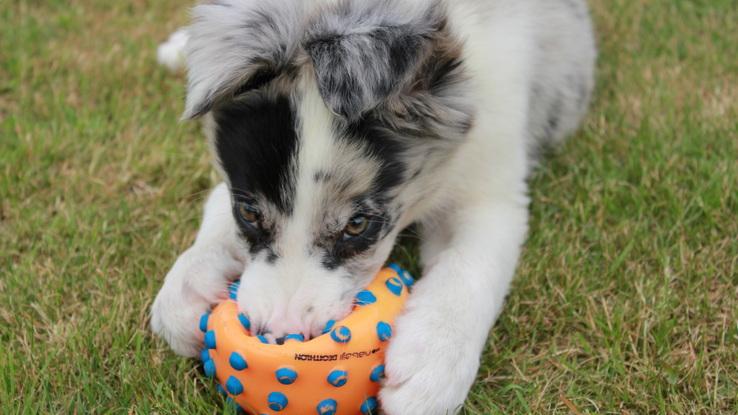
[237,202,260,224]
[343,215,369,237]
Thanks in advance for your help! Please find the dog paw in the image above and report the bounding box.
[150,247,243,357]
[379,300,481,415]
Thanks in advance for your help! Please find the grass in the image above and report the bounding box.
[1,0,736,413]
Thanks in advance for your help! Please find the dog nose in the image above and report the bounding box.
[275,336,286,345]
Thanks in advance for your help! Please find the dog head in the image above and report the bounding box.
[184,0,473,340]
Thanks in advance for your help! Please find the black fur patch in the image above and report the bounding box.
[213,93,299,215]
[232,67,279,97]
[321,207,392,270]
[341,115,408,197]
[232,200,277,257]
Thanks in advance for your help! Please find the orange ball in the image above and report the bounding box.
[199,265,413,415]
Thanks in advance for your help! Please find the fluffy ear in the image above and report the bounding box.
[303,0,446,121]
[182,0,305,119]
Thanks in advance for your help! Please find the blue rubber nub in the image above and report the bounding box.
[200,349,211,363]
[327,369,348,387]
[204,330,216,349]
[330,326,352,343]
[355,290,377,306]
[360,397,379,415]
[388,263,415,287]
[228,280,240,300]
[385,277,403,296]
[237,313,251,331]
[268,391,288,411]
[370,364,385,382]
[316,398,338,415]
[199,312,210,333]
[322,319,336,335]
[204,360,216,378]
[275,367,298,385]
[226,376,244,395]
[257,335,269,344]
[229,352,248,371]
[376,321,392,342]
[284,333,305,342]
[388,262,403,274]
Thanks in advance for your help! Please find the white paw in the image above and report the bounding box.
[379,298,482,415]
[150,247,243,357]
[157,29,189,72]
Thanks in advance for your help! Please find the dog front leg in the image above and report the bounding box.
[380,199,529,415]
[150,183,245,356]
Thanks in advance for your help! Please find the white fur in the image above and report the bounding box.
[156,29,189,72]
[150,183,246,356]
[151,0,595,413]
[378,5,536,412]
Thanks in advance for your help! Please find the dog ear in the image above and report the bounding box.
[182,0,305,119]
[303,0,445,121]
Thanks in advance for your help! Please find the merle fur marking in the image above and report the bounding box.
[183,0,306,118]
[303,0,449,121]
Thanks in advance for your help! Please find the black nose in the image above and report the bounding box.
[275,336,286,345]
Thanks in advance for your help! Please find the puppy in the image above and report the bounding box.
[151,0,595,413]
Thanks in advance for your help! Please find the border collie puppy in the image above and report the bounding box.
[151,0,595,413]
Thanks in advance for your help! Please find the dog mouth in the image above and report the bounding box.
[248,301,356,345]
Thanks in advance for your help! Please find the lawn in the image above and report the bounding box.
[1,0,736,413]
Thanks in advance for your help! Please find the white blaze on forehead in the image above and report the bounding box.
[276,77,382,269]
[278,79,338,260]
